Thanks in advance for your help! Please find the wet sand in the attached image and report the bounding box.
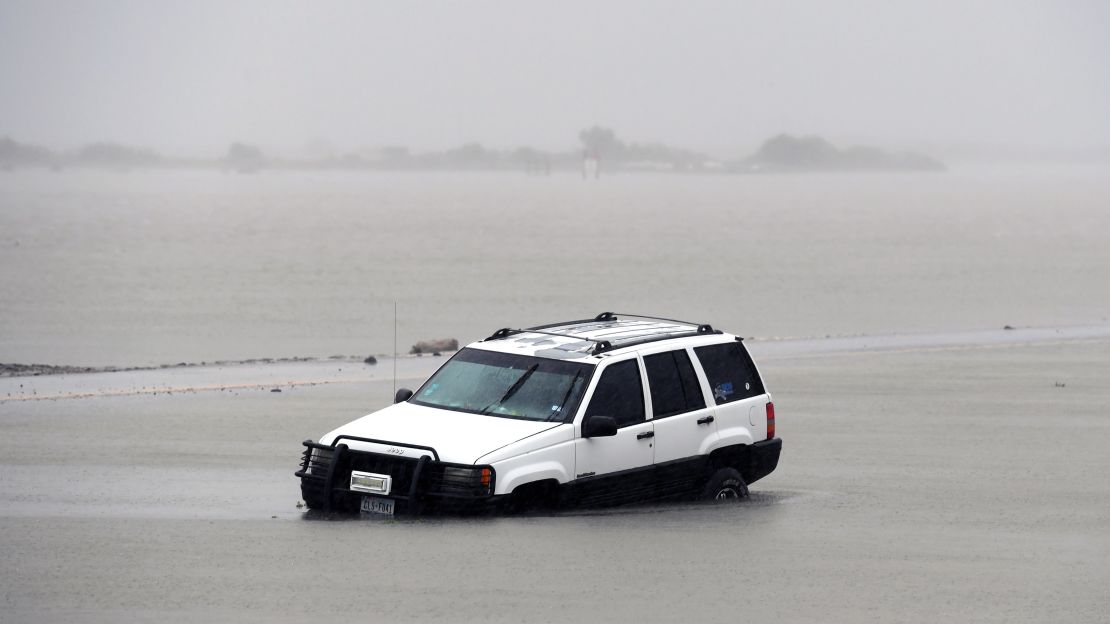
[1,334,1108,622]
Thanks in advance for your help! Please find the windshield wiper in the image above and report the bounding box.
[549,369,583,421]
[480,364,539,414]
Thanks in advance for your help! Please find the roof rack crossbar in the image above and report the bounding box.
[484,327,613,353]
[594,311,711,328]
[592,329,721,354]
[486,313,724,356]
[526,318,614,332]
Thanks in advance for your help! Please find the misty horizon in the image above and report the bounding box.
[3,131,1110,165]
[2,1,1109,159]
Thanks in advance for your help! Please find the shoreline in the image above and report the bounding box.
[0,354,359,379]
[3,324,1108,404]
[3,323,1107,379]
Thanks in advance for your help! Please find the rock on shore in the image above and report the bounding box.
[410,339,459,355]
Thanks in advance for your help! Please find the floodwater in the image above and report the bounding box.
[1,336,1108,622]
[2,168,1109,621]
[2,167,1109,366]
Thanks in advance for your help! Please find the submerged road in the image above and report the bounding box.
[1,327,1108,622]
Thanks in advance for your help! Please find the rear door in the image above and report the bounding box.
[572,358,654,505]
[643,348,718,494]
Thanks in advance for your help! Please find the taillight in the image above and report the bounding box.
[766,401,775,439]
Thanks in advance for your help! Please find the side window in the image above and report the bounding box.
[644,350,706,418]
[694,342,765,404]
[584,360,645,428]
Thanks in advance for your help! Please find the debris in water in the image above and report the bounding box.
[270,388,282,393]
[364,356,378,365]
[411,338,459,355]
[1003,325,1015,330]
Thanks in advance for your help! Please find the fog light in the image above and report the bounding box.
[350,471,392,494]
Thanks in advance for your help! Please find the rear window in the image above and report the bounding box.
[693,342,765,404]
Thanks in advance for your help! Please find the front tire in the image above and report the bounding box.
[701,468,749,501]
[300,480,328,510]
[506,480,560,513]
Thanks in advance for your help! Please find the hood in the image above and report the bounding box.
[320,401,561,464]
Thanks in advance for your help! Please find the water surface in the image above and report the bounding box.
[3,167,1108,366]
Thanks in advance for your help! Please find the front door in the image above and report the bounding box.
[572,358,654,506]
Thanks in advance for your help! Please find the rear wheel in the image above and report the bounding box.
[701,468,748,501]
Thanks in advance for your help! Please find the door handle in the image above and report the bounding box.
[697,416,715,425]
[637,431,654,440]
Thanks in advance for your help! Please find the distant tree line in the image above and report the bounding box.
[742,134,944,172]
[1,129,945,174]
[1,137,59,168]
[2,136,170,170]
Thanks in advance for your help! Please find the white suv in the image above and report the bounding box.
[296,313,780,514]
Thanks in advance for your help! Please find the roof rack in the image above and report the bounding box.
[484,312,722,355]
[592,311,716,332]
[484,327,613,353]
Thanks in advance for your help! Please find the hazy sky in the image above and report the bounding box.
[1,1,1108,156]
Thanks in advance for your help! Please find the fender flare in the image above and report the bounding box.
[493,460,572,495]
[703,425,754,456]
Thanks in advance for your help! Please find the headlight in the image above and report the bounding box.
[438,465,494,496]
[306,447,334,475]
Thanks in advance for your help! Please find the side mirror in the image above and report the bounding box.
[394,388,413,403]
[582,415,617,438]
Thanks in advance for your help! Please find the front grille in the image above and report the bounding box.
[297,441,419,495]
[346,453,419,494]
[296,439,494,508]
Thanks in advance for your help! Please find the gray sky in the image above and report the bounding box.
[1,0,1108,156]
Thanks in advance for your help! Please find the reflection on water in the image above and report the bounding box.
[297,488,824,526]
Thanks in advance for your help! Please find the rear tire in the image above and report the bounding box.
[701,468,748,501]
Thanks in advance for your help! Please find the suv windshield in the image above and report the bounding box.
[411,348,593,422]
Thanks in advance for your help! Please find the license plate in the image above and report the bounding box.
[360,496,395,516]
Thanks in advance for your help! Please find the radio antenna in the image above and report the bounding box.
[397,297,401,393]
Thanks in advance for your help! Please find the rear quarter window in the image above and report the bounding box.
[693,342,765,404]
